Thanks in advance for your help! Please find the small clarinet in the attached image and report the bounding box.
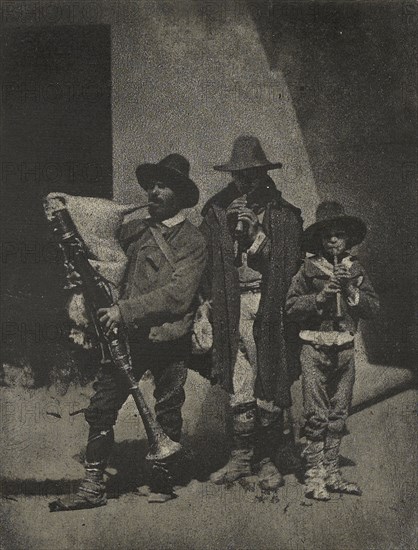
[333,251,343,320]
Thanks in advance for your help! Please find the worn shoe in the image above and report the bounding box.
[254,407,285,492]
[326,472,362,495]
[210,448,253,484]
[303,440,330,501]
[257,457,284,492]
[49,462,107,512]
[210,402,256,485]
[305,475,330,501]
[324,434,361,496]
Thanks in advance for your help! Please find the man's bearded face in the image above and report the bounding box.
[147,181,180,221]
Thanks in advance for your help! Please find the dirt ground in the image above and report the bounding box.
[1,371,417,550]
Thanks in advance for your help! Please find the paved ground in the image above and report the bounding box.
[1,371,417,550]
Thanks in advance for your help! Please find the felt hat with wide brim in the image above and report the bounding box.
[303,201,367,253]
[213,135,282,172]
[136,153,199,208]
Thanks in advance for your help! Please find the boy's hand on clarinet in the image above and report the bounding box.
[333,264,351,285]
[345,279,360,301]
[316,276,341,304]
[333,264,358,299]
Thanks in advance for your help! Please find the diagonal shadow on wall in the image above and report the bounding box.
[248,0,417,368]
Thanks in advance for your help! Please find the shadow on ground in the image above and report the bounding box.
[2,377,412,501]
[2,431,351,500]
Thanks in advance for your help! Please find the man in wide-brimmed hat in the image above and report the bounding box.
[286,201,379,500]
[200,136,303,491]
[50,154,207,511]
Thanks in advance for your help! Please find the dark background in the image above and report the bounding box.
[0,25,112,385]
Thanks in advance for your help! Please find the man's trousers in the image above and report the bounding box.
[84,336,189,442]
[231,291,278,413]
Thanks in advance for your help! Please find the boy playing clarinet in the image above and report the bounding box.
[286,201,379,500]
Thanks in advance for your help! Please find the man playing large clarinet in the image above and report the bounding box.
[50,154,207,510]
[286,201,379,500]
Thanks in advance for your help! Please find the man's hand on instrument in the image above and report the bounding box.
[226,196,247,217]
[98,304,122,335]
[237,209,261,242]
[67,269,82,284]
[226,197,261,243]
[64,269,82,290]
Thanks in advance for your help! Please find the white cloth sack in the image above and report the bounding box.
[45,192,140,347]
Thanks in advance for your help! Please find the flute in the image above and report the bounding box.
[235,194,247,236]
[333,251,343,320]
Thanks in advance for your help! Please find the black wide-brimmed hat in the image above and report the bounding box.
[136,153,199,208]
[213,136,282,172]
[303,201,367,253]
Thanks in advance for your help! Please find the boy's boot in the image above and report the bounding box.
[324,434,362,495]
[49,428,112,512]
[210,402,256,485]
[303,439,330,501]
[254,408,284,492]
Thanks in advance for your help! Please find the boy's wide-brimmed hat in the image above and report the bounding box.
[303,201,367,253]
[136,153,199,208]
[213,135,282,172]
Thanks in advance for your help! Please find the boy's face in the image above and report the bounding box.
[147,180,180,221]
[320,224,349,257]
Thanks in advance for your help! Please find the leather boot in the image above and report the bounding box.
[147,416,185,503]
[275,408,303,475]
[49,461,107,511]
[324,434,362,495]
[303,439,330,501]
[49,427,113,512]
[210,402,256,485]
[147,457,177,503]
[254,408,284,492]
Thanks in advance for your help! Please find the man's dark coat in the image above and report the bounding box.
[200,183,303,408]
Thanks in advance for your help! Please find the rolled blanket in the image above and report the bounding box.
[45,192,142,348]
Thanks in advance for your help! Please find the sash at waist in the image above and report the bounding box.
[299,330,355,347]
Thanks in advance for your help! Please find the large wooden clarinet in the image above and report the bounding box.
[46,205,181,462]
